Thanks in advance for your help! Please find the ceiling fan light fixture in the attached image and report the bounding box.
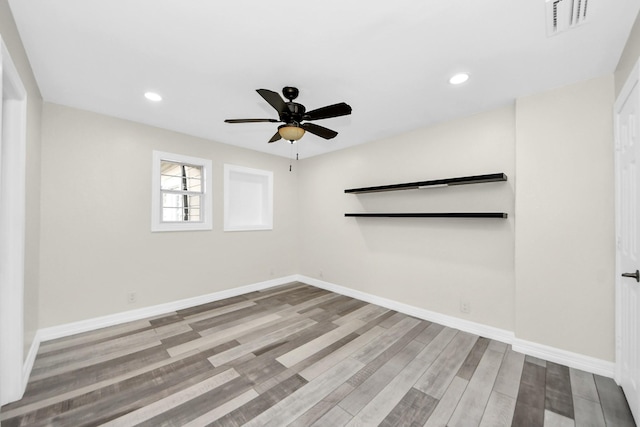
[279,125,305,141]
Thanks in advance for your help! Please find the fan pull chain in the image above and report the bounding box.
[289,140,294,172]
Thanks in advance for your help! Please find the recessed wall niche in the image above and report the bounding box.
[223,164,273,231]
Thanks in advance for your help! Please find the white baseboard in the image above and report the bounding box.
[296,275,615,379]
[38,275,298,342]
[32,274,615,383]
[296,275,514,344]
[22,329,41,395]
[512,339,615,378]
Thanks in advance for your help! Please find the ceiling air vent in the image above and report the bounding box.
[546,0,589,36]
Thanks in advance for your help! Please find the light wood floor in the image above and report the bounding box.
[1,282,635,426]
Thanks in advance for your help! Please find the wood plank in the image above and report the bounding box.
[545,361,574,419]
[0,347,209,420]
[207,317,318,367]
[181,299,258,323]
[492,346,525,399]
[376,311,408,328]
[101,368,240,426]
[349,316,422,364]
[479,391,516,427]
[414,331,478,399]
[358,305,391,323]
[175,295,252,318]
[33,328,161,370]
[160,330,202,348]
[137,375,255,426]
[231,321,340,385]
[344,327,458,426]
[210,374,308,427]
[243,358,365,427]
[196,306,291,338]
[339,340,424,416]
[30,339,165,381]
[593,374,636,427]
[276,319,366,367]
[36,319,153,355]
[572,395,606,427]
[378,387,438,427]
[456,336,490,380]
[569,368,600,402]
[247,330,357,392]
[310,405,352,427]
[299,326,386,381]
[447,348,504,427]
[346,320,429,389]
[424,376,469,427]
[181,389,259,427]
[24,345,171,401]
[525,355,547,367]
[511,361,546,427]
[167,313,282,357]
[544,409,576,427]
[332,303,376,325]
[20,358,229,427]
[189,303,283,332]
[288,383,354,427]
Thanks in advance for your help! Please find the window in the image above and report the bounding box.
[152,151,212,232]
[224,164,273,231]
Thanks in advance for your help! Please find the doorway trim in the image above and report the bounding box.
[614,57,640,387]
[0,36,28,405]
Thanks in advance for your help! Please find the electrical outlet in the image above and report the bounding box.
[460,300,471,314]
[127,292,137,304]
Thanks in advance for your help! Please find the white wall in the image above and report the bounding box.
[515,75,615,361]
[39,103,298,327]
[298,106,516,331]
[299,75,617,363]
[0,0,43,360]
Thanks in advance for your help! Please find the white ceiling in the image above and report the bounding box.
[8,0,640,158]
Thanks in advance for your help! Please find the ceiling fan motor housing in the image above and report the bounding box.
[282,86,299,101]
[283,103,306,125]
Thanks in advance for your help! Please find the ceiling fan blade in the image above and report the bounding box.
[268,131,282,143]
[304,102,352,121]
[225,118,280,123]
[301,122,338,140]
[257,89,287,114]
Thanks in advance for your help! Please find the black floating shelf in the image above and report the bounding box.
[345,213,508,219]
[344,173,507,194]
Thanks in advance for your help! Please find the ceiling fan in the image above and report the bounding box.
[224,87,352,143]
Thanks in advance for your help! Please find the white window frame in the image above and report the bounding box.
[151,150,212,232]
[224,164,273,231]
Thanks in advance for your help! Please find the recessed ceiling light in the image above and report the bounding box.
[449,73,470,85]
[144,92,162,102]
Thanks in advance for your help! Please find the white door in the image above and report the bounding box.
[615,58,640,424]
[0,39,27,406]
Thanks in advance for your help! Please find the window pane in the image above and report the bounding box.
[185,177,202,192]
[162,207,182,222]
[187,195,201,209]
[160,161,202,192]
[185,165,201,179]
[162,193,183,208]
[161,193,202,222]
